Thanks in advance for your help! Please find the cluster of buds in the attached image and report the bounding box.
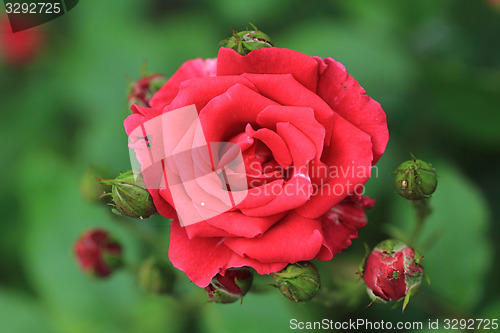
[361,239,424,311]
[203,262,322,303]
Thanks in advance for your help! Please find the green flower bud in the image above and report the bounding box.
[220,24,273,56]
[137,257,176,294]
[394,155,437,200]
[272,261,320,303]
[205,268,254,304]
[98,170,156,219]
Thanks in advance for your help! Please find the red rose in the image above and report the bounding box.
[124,47,388,287]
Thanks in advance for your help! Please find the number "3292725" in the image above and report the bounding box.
[5,2,62,14]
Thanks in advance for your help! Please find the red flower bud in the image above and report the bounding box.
[128,73,166,108]
[362,240,423,310]
[205,267,253,303]
[0,16,44,66]
[74,229,123,278]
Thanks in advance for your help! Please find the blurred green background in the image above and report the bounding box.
[1,0,499,332]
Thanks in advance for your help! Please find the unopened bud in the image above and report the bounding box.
[362,239,424,311]
[394,155,437,200]
[74,229,123,278]
[98,170,156,219]
[272,261,320,302]
[128,73,166,108]
[205,267,253,304]
[1,16,44,66]
[137,257,176,294]
[220,24,273,56]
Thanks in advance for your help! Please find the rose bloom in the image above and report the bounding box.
[124,47,388,287]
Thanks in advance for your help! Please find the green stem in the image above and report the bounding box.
[114,217,168,254]
[409,199,431,245]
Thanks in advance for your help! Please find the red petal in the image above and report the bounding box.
[205,211,287,238]
[379,252,406,300]
[169,219,286,287]
[224,212,323,264]
[315,196,372,260]
[235,179,284,209]
[257,105,325,162]
[198,84,279,144]
[183,220,234,239]
[242,73,334,144]
[149,189,177,219]
[123,104,162,136]
[362,251,388,298]
[276,122,316,168]
[165,75,256,114]
[315,57,389,164]
[150,58,217,109]
[217,47,320,92]
[295,113,373,219]
[240,174,313,217]
[245,124,292,169]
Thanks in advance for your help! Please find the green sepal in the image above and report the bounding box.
[220,24,273,56]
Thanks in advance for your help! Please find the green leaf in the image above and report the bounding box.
[0,289,56,333]
[199,292,297,333]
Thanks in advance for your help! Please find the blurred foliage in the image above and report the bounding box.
[0,0,499,332]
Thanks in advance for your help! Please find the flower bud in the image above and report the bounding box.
[74,229,123,278]
[98,170,156,219]
[205,267,253,304]
[137,257,176,294]
[272,261,320,303]
[128,73,166,108]
[220,24,273,56]
[362,239,423,311]
[394,155,437,200]
[1,16,44,66]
